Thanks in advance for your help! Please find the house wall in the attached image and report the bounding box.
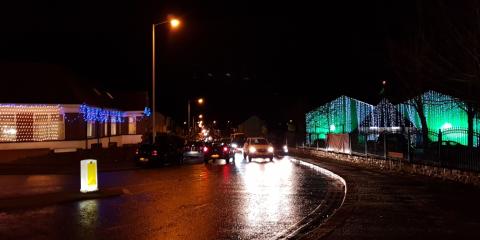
[0,134,142,151]
[64,113,86,140]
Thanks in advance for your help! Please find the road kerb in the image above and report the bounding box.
[274,157,347,239]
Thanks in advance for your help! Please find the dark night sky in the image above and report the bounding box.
[0,0,417,126]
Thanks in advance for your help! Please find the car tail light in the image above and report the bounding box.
[203,146,208,152]
[152,150,158,156]
[223,147,228,152]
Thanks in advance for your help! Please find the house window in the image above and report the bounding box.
[0,105,63,142]
[87,121,94,137]
[128,116,136,134]
[111,118,117,136]
[0,114,16,142]
[104,122,108,136]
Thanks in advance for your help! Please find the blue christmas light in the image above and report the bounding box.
[79,104,124,123]
[143,107,151,117]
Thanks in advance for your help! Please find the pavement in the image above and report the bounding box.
[291,150,480,240]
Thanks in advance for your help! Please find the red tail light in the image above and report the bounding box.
[152,150,158,156]
[223,147,228,152]
[203,146,208,152]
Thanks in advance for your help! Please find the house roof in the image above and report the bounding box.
[238,115,265,126]
[0,62,147,111]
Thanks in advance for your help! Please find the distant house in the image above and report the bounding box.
[0,62,150,151]
[306,90,480,147]
[305,95,373,143]
[238,116,268,137]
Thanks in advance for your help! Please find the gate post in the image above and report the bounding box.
[383,132,387,160]
[438,129,443,165]
[407,127,411,162]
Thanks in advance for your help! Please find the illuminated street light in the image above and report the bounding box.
[170,18,181,29]
[188,97,205,136]
[151,15,182,142]
[199,114,203,119]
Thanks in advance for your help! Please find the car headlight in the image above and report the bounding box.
[231,143,238,148]
[249,146,256,153]
[283,145,288,153]
[268,146,274,153]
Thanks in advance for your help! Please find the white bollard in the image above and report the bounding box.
[80,159,98,193]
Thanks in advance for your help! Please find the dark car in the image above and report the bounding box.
[271,141,289,156]
[135,134,185,166]
[203,141,232,164]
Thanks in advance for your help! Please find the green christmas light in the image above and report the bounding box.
[307,90,479,147]
[306,96,373,144]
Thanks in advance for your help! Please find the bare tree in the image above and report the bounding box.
[388,29,434,148]
[390,1,480,148]
[426,0,480,147]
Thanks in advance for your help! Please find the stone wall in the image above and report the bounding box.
[292,147,480,187]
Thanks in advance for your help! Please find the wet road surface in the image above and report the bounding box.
[0,154,344,240]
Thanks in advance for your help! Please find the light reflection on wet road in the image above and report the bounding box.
[0,155,343,240]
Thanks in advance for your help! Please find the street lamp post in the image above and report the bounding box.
[151,17,181,142]
[187,100,191,133]
[152,23,157,142]
[187,98,204,137]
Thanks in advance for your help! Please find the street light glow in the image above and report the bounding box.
[197,98,204,104]
[199,114,203,119]
[170,18,181,29]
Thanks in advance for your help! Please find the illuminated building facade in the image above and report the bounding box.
[0,103,149,150]
[306,91,479,146]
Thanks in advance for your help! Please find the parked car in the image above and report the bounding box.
[203,141,233,164]
[243,137,274,162]
[135,134,185,166]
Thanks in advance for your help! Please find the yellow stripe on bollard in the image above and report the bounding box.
[87,161,97,186]
[80,159,98,193]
